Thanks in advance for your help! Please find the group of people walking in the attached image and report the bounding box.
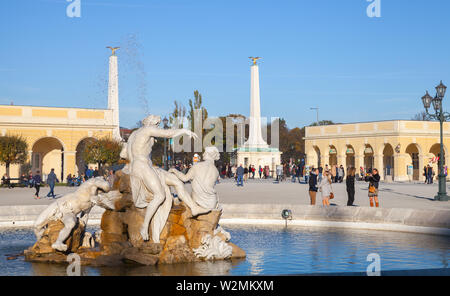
[423,165,435,184]
[220,164,272,180]
[308,166,381,207]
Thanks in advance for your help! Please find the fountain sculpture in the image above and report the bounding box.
[24,115,246,266]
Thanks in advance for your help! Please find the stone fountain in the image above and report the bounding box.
[24,115,245,266]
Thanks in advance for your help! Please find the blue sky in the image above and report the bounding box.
[1,0,450,128]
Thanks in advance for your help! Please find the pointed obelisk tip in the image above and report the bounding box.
[106,46,120,56]
[248,56,261,65]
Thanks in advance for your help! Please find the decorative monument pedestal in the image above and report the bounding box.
[236,147,282,177]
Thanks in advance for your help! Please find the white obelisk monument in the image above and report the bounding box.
[107,46,122,141]
[236,57,281,172]
[245,58,269,149]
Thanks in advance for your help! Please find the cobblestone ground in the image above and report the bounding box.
[1,178,450,211]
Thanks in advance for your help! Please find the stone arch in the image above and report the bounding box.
[328,145,337,167]
[31,137,65,181]
[405,143,422,181]
[383,143,395,180]
[75,137,97,176]
[344,145,355,168]
[308,145,321,168]
[363,144,374,171]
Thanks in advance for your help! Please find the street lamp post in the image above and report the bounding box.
[163,117,169,170]
[310,107,319,125]
[421,81,449,201]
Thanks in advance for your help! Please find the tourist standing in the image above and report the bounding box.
[236,164,244,186]
[46,168,59,199]
[339,165,345,183]
[231,165,237,179]
[276,165,283,182]
[307,166,312,184]
[308,168,319,205]
[318,166,323,183]
[33,171,42,199]
[365,168,380,207]
[423,166,428,184]
[427,165,434,184]
[259,165,263,179]
[346,167,356,206]
[243,166,249,181]
[319,170,333,207]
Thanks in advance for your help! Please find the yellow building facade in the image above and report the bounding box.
[304,120,450,182]
[0,105,115,181]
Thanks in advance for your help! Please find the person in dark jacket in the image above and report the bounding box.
[364,168,380,207]
[236,164,244,186]
[93,167,100,178]
[427,165,434,184]
[308,168,319,205]
[46,168,59,198]
[346,167,356,206]
[33,171,42,199]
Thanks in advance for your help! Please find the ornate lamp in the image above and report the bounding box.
[421,91,433,110]
[436,80,447,99]
[420,81,450,201]
[432,94,442,112]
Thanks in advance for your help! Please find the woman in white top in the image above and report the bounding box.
[318,170,333,206]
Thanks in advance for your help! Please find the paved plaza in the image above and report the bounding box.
[1,178,449,211]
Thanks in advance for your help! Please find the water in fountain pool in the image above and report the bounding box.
[0,225,448,276]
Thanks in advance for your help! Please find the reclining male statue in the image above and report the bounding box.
[120,114,210,243]
[33,177,121,252]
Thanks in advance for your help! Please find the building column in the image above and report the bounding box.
[394,153,408,182]
[338,153,347,179]
[63,151,77,182]
[338,154,346,168]
[355,154,364,171]
[321,153,329,168]
[374,154,384,181]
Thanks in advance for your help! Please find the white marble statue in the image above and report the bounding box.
[169,146,221,210]
[33,177,120,252]
[120,114,209,243]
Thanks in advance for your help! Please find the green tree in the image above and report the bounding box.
[309,120,336,126]
[82,137,122,173]
[0,135,28,176]
[170,100,187,126]
[188,90,208,131]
